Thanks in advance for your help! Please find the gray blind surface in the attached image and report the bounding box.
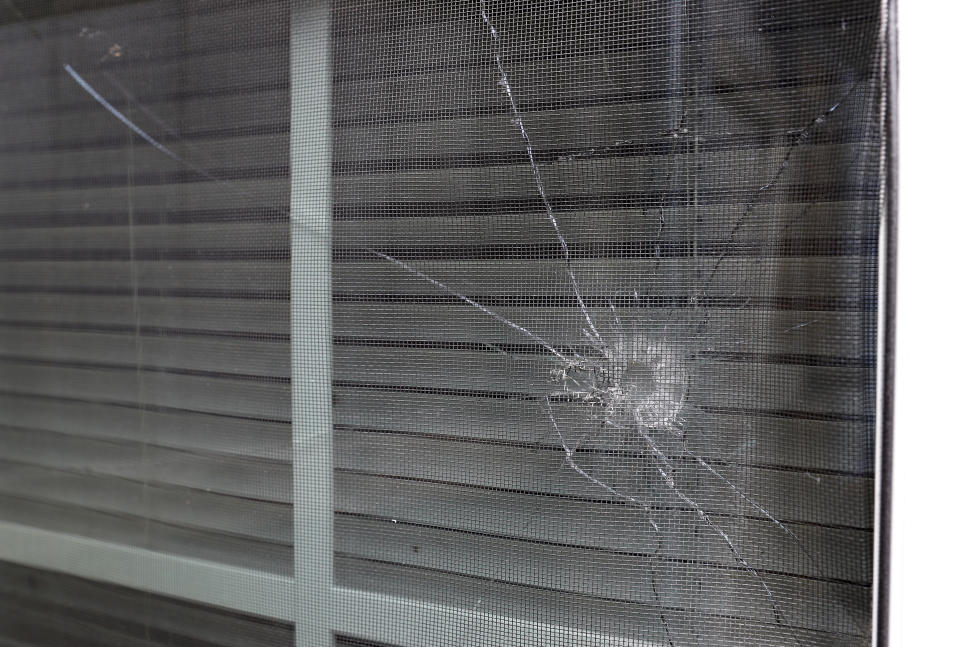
[0,0,295,615]
[328,1,881,645]
[0,0,887,646]
[0,561,294,647]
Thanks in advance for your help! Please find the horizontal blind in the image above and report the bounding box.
[0,0,296,633]
[328,1,883,646]
[0,0,887,645]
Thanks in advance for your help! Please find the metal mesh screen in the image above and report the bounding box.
[328,1,883,645]
[0,0,888,645]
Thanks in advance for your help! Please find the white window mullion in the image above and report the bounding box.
[291,1,336,646]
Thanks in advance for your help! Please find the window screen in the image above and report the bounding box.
[0,1,891,646]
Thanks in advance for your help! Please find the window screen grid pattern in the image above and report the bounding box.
[0,0,886,645]
[329,0,880,645]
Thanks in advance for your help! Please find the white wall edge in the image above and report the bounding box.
[889,1,960,644]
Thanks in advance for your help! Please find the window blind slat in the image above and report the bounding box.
[0,462,291,543]
[0,295,289,335]
[334,472,872,582]
[0,393,291,460]
[332,388,870,471]
[0,361,289,419]
[334,429,872,528]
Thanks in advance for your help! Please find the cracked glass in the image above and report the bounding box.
[0,0,889,645]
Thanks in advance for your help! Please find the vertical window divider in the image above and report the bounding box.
[291,1,335,645]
